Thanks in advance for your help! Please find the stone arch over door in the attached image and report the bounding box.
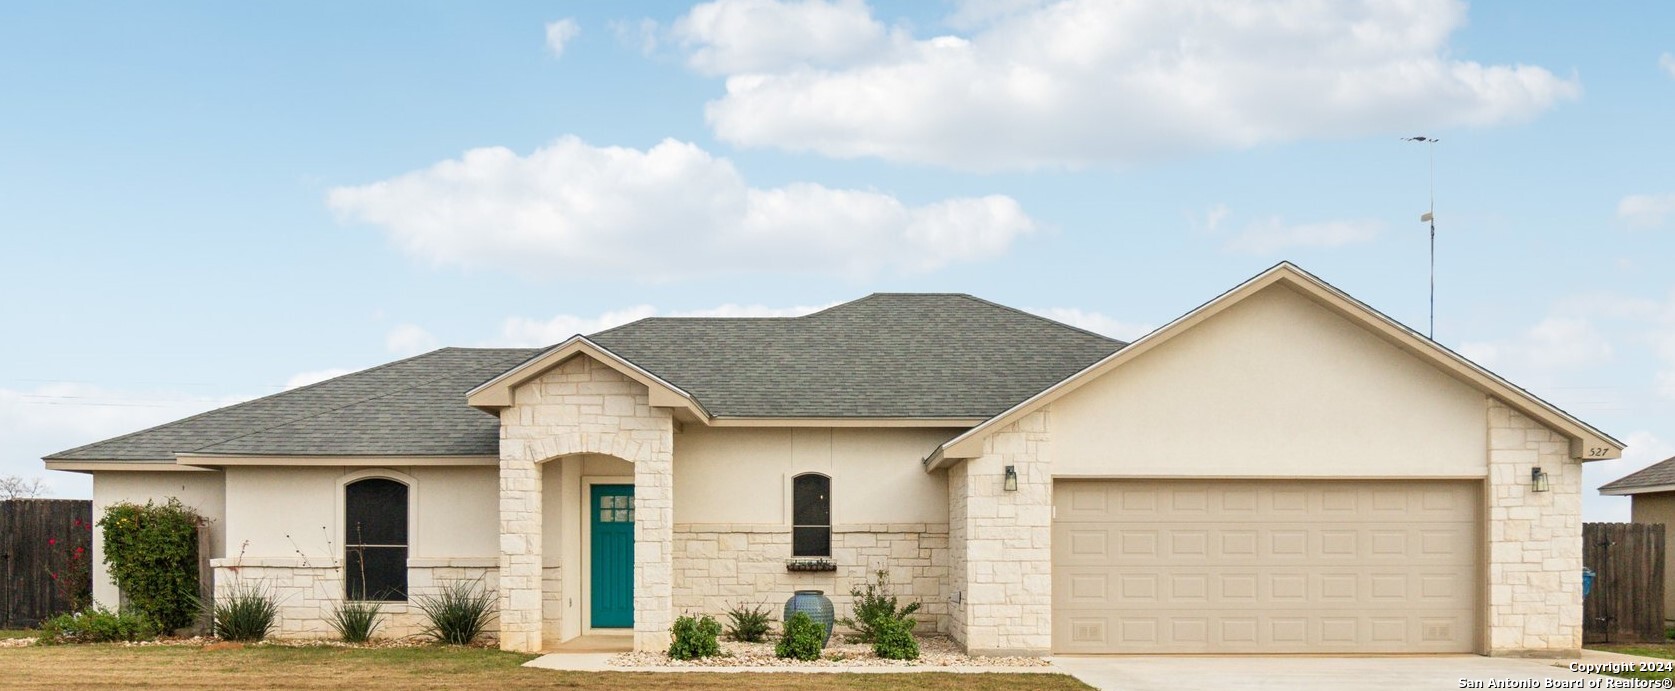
[497,354,675,653]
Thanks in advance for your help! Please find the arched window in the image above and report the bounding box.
[792,473,831,557]
[345,478,408,601]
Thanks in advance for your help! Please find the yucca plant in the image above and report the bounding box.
[328,600,383,643]
[414,579,497,645]
[211,580,278,641]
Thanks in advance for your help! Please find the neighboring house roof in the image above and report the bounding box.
[1600,455,1675,495]
[926,262,1625,468]
[45,348,539,463]
[485,293,1126,419]
[46,293,1124,465]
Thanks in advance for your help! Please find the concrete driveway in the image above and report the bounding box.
[1053,654,1601,691]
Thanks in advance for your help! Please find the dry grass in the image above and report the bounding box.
[0,643,1092,690]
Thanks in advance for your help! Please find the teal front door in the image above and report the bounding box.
[590,484,634,628]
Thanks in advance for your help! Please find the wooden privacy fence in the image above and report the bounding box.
[1,499,93,628]
[1584,522,1666,644]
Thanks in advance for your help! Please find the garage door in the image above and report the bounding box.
[1052,480,1479,654]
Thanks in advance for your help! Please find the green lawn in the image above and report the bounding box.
[0,629,36,640]
[0,642,1091,690]
[1587,643,1675,683]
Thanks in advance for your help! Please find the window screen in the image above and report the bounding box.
[345,478,408,601]
[792,473,831,557]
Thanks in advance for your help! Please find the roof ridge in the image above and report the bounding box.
[187,352,533,456]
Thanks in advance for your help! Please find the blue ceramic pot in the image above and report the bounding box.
[784,590,835,645]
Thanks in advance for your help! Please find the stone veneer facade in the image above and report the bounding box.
[945,410,1053,656]
[210,560,496,638]
[672,524,949,632]
[1485,398,1584,656]
[938,398,1585,656]
[498,355,674,652]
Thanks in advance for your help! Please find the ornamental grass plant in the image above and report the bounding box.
[414,579,496,645]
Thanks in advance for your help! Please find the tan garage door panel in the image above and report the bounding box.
[1052,480,1479,654]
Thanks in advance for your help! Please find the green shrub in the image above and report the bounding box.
[209,580,277,641]
[668,613,723,660]
[36,607,158,644]
[837,569,920,643]
[328,600,384,643]
[775,611,825,661]
[415,579,496,645]
[724,602,772,643]
[871,615,920,660]
[98,499,202,632]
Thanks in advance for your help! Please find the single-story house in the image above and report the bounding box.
[1597,455,1675,621]
[45,262,1622,656]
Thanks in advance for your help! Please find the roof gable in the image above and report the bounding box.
[928,263,1624,467]
[465,337,709,419]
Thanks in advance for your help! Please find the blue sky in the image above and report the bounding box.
[3,1,1673,519]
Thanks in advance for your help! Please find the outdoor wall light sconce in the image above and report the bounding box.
[1531,466,1551,493]
[1004,465,1019,492]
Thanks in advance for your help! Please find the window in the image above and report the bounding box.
[345,478,408,601]
[792,473,831,557]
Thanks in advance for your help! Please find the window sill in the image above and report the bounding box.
[785,558,836,572]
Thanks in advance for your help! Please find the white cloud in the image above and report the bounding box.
[1618,192,1675,228]
[1223,217,1382,255]
[386,324,439,356]
[498,302,834,346]
[1461,316,1614,372]
[610,18,660,56]
[1,383,251,497]
[284,368,354,390]
[328,137,1036,279]
[1028,308,1152,341]
[1661,53,1675,79]
[1586,430,1675,522]
[686,0,1580,170]
[544,18,581,58]
[673,0,894,75]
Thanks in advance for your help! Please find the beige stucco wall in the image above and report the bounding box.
[1051,284,1488,478]
[222,465,498,563]
[674,426,955,525]
[90,470,227,610]
[1631,494,1675,624]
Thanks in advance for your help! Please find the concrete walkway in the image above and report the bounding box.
[1051,652,1640,691]
[526,649,1675,689]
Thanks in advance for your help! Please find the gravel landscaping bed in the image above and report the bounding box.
[611,634,1051,668]
[1,635,487,649]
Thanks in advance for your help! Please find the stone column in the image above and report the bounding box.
[498,452,543,652]
[634,448,674,651]
[951,410,1053,656]
[1484,399,1583,656]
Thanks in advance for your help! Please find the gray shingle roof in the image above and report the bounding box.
[45,348,539,461]
[47,294,1125,462]
[590,293,1124,418]
[1601,456,1675,493]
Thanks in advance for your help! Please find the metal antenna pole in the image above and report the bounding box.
[1428,140,1435,340]
[1404,136,1439,340]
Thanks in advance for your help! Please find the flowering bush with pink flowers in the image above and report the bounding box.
[46,515,93,613]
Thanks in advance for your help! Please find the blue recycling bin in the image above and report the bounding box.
[1583,568,1596,597]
